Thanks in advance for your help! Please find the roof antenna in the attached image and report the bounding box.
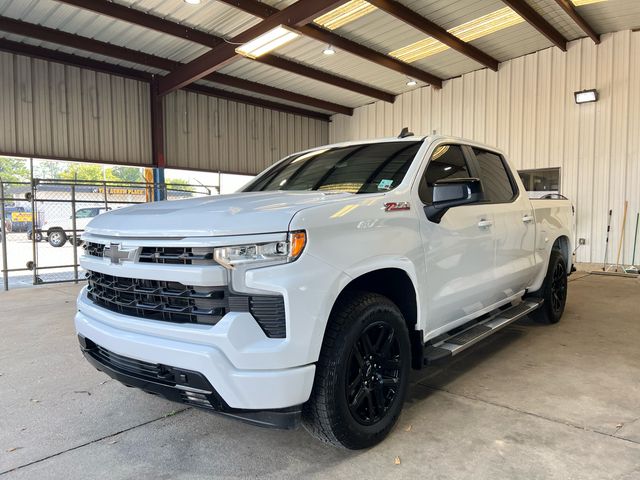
[398,127,414,138]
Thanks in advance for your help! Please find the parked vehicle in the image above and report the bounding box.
[43,207,109,247]
[3,206,31,233]
[75,134,574,449]
[26,224,42,242]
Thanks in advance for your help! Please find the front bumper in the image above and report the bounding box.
[78,335,302,429]
[75,299,315,412]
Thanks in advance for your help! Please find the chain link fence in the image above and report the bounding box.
[1,178,217,290]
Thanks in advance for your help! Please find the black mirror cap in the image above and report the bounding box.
[424,178,482,223]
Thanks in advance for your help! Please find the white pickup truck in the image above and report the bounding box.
[76,134,573,449]
[43,207,109,247]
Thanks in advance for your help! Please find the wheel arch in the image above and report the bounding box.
[330,267,423,370]
[552,235,571,270]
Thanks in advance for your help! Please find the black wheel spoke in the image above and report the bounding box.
[345,320,403,426]
[361,333,374,356]
[381,377,399,387]
[373,326,387,350]
[381,329,395,355]
[380,356,400,370]
[365,391,376,418]
[350,385,367,409]
[348,372,363,397]
[373,383,386,412]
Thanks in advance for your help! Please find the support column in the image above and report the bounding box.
[150,75,166,201]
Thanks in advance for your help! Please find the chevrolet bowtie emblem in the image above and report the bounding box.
[103,243,136,264]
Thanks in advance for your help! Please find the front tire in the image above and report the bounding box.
[302,292,411,449]
[529,250,568,324]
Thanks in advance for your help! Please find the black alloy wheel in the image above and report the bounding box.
[302,292,411,449]
[550,260,567,317]
[346,321,401,425]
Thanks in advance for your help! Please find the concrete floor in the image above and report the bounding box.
[1,274,639,479]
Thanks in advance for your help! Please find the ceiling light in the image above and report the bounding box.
[572,0,607,6]
[390,7,524,63]
[323,45,336,55]
[406,78,417,87]
[235,25,299,59]
[183,0,201,4]
[314,0,377,30]
[574,89,598,104]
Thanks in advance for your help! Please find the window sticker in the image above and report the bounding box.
[378,179,394,191]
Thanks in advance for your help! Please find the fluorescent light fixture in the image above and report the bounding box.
[235,25,299,59]
[572,0,607,6]
[314,0,377,30]
[183,0,201,4]
[323,45,336,55]
[390,7,524,63]
[574,89,598,104]
[406,78,417,86]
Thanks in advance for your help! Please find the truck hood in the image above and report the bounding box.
[84,191,353,238]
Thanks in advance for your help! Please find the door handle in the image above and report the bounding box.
[477,219,493,228]
[522,214,534,223]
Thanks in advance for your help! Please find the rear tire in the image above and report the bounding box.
[302,292,411,449]
[528,250,568,324]
[48,229,67,248]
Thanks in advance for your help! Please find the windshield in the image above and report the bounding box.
[243,141,422,194]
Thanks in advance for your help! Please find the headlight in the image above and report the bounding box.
[214,231,306,269]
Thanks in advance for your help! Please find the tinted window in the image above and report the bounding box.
[244,142,421,194]
[474,149,515,203]
[419,145,470,203]
[76,208,98,218]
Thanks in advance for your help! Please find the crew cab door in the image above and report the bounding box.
[469,148,536,299]
[416,143,498,336]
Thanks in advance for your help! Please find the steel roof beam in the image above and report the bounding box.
[54,0,393,102]
[553,0,600,44]
[217,0,443,88]
[0,38,152,81]
[501,0,568,51]
[367,0,499,71]
[0,17,350,115]
[258,54,395,102]
[157,0,349,95]
[55,0,222,48]
[0,38,331,121]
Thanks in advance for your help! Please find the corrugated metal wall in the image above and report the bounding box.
[0,51,152,166]
[0,51,329,174]
[330,30,640,265]
[163,90,329,175]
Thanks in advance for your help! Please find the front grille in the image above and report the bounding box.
[85,243,216,265]
[87,271,227,324]
[86,270,286,337]
[85,242,105,258]
[139,246,216,265]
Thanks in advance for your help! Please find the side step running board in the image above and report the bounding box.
[423,299,543,365]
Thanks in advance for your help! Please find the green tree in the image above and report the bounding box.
[165,177,195,193]
[110,166,144,183]
[59,164,115,182]
[0,157,29,183]
[33,160,66,179]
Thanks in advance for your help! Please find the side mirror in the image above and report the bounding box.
[424,178,482,223]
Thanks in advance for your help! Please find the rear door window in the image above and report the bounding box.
[473,149,516,203]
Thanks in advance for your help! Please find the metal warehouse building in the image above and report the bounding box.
[1,1,639,478]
